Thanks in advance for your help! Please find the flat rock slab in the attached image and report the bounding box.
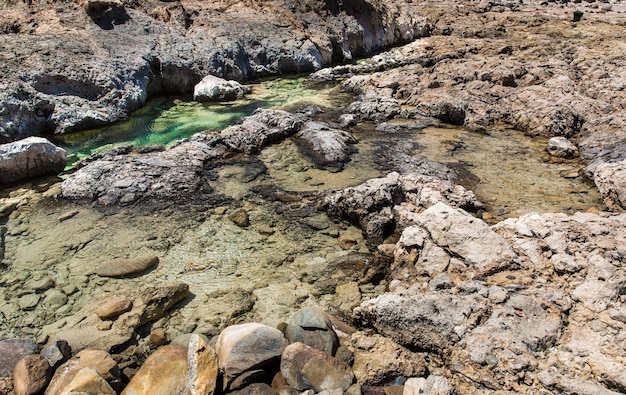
[95,255,159,277]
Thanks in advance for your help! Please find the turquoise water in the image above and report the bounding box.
[53,77,338,166]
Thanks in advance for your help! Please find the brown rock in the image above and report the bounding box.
[45,349,121,395]
[94,296,133,320]
[13,355,50,395]
[59,368,116,395]
[149,328,168,347]
[0,338,38,377]
[338,235,358,250]
[229,208,250,227]
[229,383,278,395]
[187,334,218,395]
[280,342,354,392]
[121,345,191,395]
[95,255,159,277]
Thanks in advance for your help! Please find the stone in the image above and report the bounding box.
[414,203,517,276]
[281,342,354,392]
[18,294,40,311]
[193,75,250,102]
[188,334,218,395]
[0,137,66,184]
[59,367,116,395]
[216,323,288,390]
[295,121,357,170]
[229,383,277,395]
[41,341,71,370]
[284,307,338,356]
[349,332,426,386]
[546,137,578,159]
[94,296,133,319]
[403,376,451,395]
[593,159,626,210]
[122,345,190,395]
[13,355,51,395]
[45,349,121,395]
[229,208,250,228]
[95,255,159,277]
[0,338,38,377]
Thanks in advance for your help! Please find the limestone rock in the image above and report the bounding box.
[45,350,120,395]
[593,159,626,211]
[94,296,133,319]
[403,376,451,395]
[546,137,578,159]
[194,75,250,102]
[13,355,51,395]
[95,255,159,278]
[280,342,354,392]
[295,121,357,170]
[348,332,426,386]
[0,138,66,184]
[216,323,288,390]
[188,334,218,395]
[121,345,191,395]
[56,367,116,395]
[0,338,38,377]
[414,203,517,276]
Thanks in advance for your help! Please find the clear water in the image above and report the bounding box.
[52,76,340,166]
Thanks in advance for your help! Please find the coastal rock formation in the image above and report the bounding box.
[193,75,250,102]
[295,121,357,171]
[0,0,431,141]
[0,137,66,184]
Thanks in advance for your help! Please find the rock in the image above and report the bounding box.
[284,307,338,356]
[216,323,288,390]
[230,383,277,395]
[0,137,66,184]
[188,334,218,395]
[17,294,40,311]
[593,159,626,211]
[413,203,517,276]
[94,296,133,319]
[59,367,116,395]
[349,332,426,386]
[95,255,159,277]
[122,345,190,395]
[193,75,250,102]
[280,342,354,392]
[403,376,451,395]
[229,208,250,228]
[79,0,124,19]
[13,355,51,395]
[45,349,121,395]
[0,338,38,377]
[546,137,578,159]
[41,341,71,370]
[295,121,357,170]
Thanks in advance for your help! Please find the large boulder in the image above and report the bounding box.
[121,345,190,395]
[0,338,38,377]
[45,350,121,395]
[193,75,250,102]
[216,323,288,391]
[0,137,66,184]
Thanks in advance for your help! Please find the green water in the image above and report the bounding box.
[52,77,337,166]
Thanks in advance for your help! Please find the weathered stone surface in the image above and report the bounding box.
[95,255,159,278]
[0,137,66,184]
[593,159,626,211]
[45,350,120,395]
[348,332,426,386]
[546,136,578,159]
[230,383,277,395]
[0,338,38,377]
[55,367,116,395]
[403,376,451,395]
[216,323,288,390]
[121,345,190,395]
[281,342,354,392]
[414,203,517,276]
[295,121,357,170]
[188,334,218,395]
[94,296,133,319]
[194,75,250,102]
[229,208,250,228]
[13,355,51,395]
[41,340,71,370]
[284,307,338,356]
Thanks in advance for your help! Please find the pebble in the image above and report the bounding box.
[18,294,40,311]
[94,296,133,319]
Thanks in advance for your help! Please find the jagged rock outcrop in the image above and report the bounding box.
[0,0,431,141]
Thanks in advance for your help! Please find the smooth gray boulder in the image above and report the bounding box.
[295,121,357,170]
[193,75,250,102]
[0,137,66,184]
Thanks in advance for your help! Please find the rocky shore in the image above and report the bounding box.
[3,0,626,394]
